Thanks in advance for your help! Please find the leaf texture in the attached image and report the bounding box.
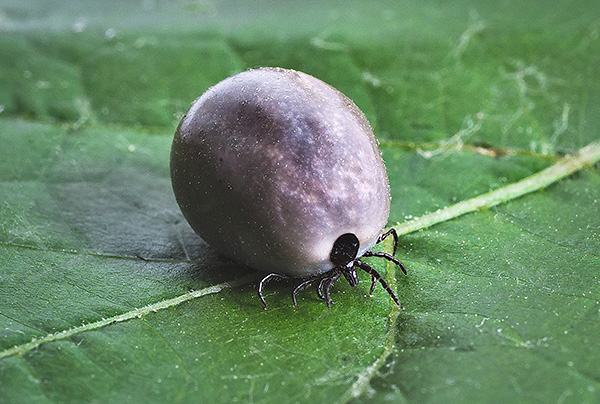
[1,1,599,403]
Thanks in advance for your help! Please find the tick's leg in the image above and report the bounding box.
[377,228,398,256]
[317,271,338,301]
[317,276,330,301]
[292,276,319,307]
[258,273,289,310]
[323,272,341,308]
[369,276,377,296]
[362,251,407,275]
[355,260,401,307]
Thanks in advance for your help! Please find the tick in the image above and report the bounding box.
[170,67,407,309]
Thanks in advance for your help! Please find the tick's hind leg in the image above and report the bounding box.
[317,271,340,302]
[258,273,290,310]
[362,251,407,275]
[291,276,320,307]
[317,276,330,301]
[369,276,377,296]
[355,260,401,307]
[321,272,341,308]
[377,228,398,256]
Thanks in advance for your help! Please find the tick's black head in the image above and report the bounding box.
[330,233,360,267]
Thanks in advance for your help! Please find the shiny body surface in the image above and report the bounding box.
[171,68,390,277]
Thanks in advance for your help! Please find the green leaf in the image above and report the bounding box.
[1,1,599,403]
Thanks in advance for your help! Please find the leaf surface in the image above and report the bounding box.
[1,1,599,403]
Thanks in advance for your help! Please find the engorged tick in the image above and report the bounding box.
[170,67,407,309]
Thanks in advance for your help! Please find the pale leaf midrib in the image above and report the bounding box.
[0,274,260,360]
[1,141,599,363]
[338,140,600,402]
[392,141,600,237]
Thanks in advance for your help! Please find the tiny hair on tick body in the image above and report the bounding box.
[170,67,407,309]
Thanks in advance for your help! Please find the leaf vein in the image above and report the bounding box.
[3,140,598,397]
[340,140,600,400]
[0,274,260,360]
[392,141,600,237]
[0,241,222,265]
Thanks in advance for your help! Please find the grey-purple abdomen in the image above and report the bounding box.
[170,68,391,277]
